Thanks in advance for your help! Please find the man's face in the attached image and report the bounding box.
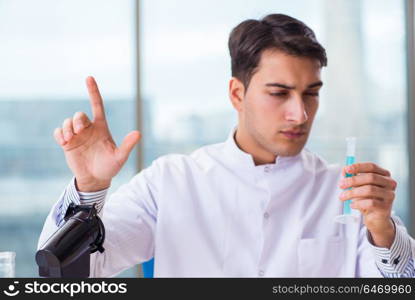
[232,49,322,161]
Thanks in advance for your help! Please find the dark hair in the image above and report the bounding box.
[228,14,327,89]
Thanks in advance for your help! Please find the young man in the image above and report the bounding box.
[38,14,414,277]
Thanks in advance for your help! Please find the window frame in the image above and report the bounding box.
[405,0,415,236]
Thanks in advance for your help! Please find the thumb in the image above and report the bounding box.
[116,130,141,164]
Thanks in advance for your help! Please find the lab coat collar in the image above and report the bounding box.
[223,126,303,171]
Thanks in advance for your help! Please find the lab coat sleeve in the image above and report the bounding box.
[366,215,415,278]
[355,216,384,277]
[37,160,161,278]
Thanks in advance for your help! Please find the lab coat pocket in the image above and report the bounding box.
[298,236,345,277]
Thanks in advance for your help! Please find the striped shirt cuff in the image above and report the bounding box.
[367,218,413,275]
[54,177,108,227]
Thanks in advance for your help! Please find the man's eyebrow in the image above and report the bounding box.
[264,81,323,89]
[307,81,323,89]
[265,83,295,89]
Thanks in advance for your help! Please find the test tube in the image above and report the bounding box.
[334,137,359,224]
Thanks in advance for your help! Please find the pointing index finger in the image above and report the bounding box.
[86,76,106,121]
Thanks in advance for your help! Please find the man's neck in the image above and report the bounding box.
[234,127,276,166]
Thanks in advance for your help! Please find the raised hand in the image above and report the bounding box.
[53,76,141,192]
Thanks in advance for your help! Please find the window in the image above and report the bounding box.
[0,0,137,277]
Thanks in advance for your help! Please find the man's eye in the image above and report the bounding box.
[305,92,319,97]
[270,92,288,97]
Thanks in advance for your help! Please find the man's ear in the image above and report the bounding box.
[229,77,245,112]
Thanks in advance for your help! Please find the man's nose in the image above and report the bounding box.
[284,96,308,124]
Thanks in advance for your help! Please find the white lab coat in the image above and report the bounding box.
[38,129,415,277]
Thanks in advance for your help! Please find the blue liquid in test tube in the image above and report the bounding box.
[343,154,355,215]
[334,137,359,224]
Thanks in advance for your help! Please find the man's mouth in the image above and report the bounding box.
[279,130,306,139]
